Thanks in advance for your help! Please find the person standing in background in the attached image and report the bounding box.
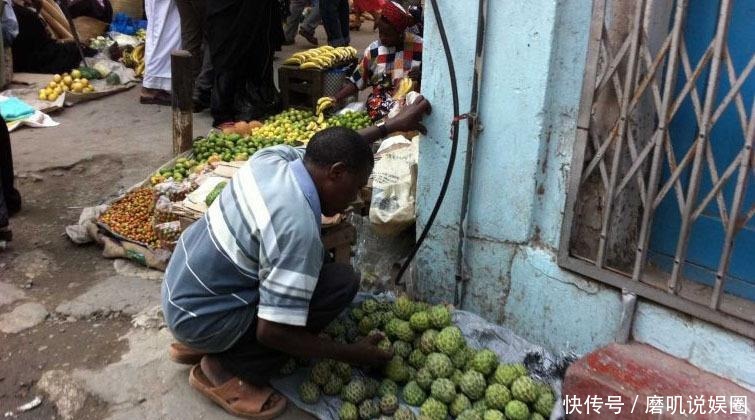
[206,0,284,127]
[140,0,181,105]
[319,0,349,47]
[0,114,21,248]
[174,0,212,111]
[283,0,320,46]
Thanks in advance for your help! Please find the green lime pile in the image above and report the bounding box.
[251,109,372,143]
[193,132,286,162]
[151,157,201,183]
[327,111,373,131]
[290,296,557,420]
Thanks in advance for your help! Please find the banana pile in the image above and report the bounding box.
[315,96,336,116]
[121,44,145,77]
[393,77,414,100]
[283,46,359,70]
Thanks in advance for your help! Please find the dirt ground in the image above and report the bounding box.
[1,26,376,420]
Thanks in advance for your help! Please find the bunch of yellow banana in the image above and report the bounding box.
[315,96,335,115]
[393,77,414,99]
[283,46,359,70]
[121,44,146,77]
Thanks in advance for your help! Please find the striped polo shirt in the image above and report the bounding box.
[161,145,325,352]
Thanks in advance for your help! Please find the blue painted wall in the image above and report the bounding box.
[416,0,754,391]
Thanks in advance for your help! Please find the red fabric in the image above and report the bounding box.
[381,1,412,32]
[353,0,384,14]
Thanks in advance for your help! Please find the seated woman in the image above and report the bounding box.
[329,0,421,121]
[11,0,95,74]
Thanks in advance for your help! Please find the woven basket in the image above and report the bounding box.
[111,0,144,19]
[73,16,109,41]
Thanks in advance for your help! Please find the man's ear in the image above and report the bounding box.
[327,162,348,180]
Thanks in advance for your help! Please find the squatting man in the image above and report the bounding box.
[161,96,432,417]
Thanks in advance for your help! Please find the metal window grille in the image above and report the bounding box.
[559,0,754,338]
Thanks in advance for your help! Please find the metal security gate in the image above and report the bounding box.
[559,0,754,338]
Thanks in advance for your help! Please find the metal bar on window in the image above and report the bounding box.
[632,0,688,281]
[558,0,607,262]
[669,0,733,293]
[596,0,647,267]
[711,102,755,309]
[560,0,754,338]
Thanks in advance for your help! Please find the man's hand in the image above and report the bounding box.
[385,95,432,134]
[344,333,393,366]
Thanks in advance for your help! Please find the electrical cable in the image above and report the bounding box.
[394,0,461,284]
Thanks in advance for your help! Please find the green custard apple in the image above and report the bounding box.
[384,356,411,383]
[379,394,399,415]
[430,378,456,404]
[393,295,416,320]
[339,402,359,420]
[343,379,367,404]
[402,381,427,406]
[394,406,416,420]
[334,361,353,381]
[378,378,398,397]
[419,330,439,354]
[409,311,431,332]
[359,399,381,419]
[470,349,498,376]
[483,409,505,420]
[364,377,380,399]
[323,375,344,395]
[426,353,454,378]
[299,380,320,404]
[428,305,451,328]
[449,393,472,417]
[457,408,483,420]
[459,370,487,400]
[504,400,530,420]
[510,376,537,403]
[435,326,464,355]
[392,340,413,359]
[533,390,555,416]
[416,367,434,390]
[409,349,427,369]
[484,384,512,410]
[420,397,448,420]
[452,346,473,369]
[311,360,332,386]
[491,364,527,387]
[361,299,379,314]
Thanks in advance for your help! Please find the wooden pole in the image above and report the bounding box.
[171,50,193,155]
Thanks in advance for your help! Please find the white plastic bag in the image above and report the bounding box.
[369,134,418,235]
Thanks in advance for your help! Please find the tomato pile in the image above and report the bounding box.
[99,188,160,248]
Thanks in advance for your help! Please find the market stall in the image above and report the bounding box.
[1,16,145,131]
[68,106,374,270]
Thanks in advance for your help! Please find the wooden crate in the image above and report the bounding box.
[278,65,357,110]
[279,65,325,110]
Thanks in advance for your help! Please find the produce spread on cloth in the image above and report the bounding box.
[283,296,557,420]
[96,108,372,252]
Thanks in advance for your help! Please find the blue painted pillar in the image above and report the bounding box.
[415,0,478,304]
[416,0,561,311]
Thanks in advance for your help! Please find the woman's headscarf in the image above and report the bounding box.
[381,1,413,32]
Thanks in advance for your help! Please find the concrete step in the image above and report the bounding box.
[563,342,754,419]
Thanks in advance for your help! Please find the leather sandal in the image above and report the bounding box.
[189,364,287,419]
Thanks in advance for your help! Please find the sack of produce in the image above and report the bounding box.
[369,135,418,236]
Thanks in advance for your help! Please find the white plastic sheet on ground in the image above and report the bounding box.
[270,293,566,420]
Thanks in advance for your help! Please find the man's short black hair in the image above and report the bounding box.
[304,127,374,174]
